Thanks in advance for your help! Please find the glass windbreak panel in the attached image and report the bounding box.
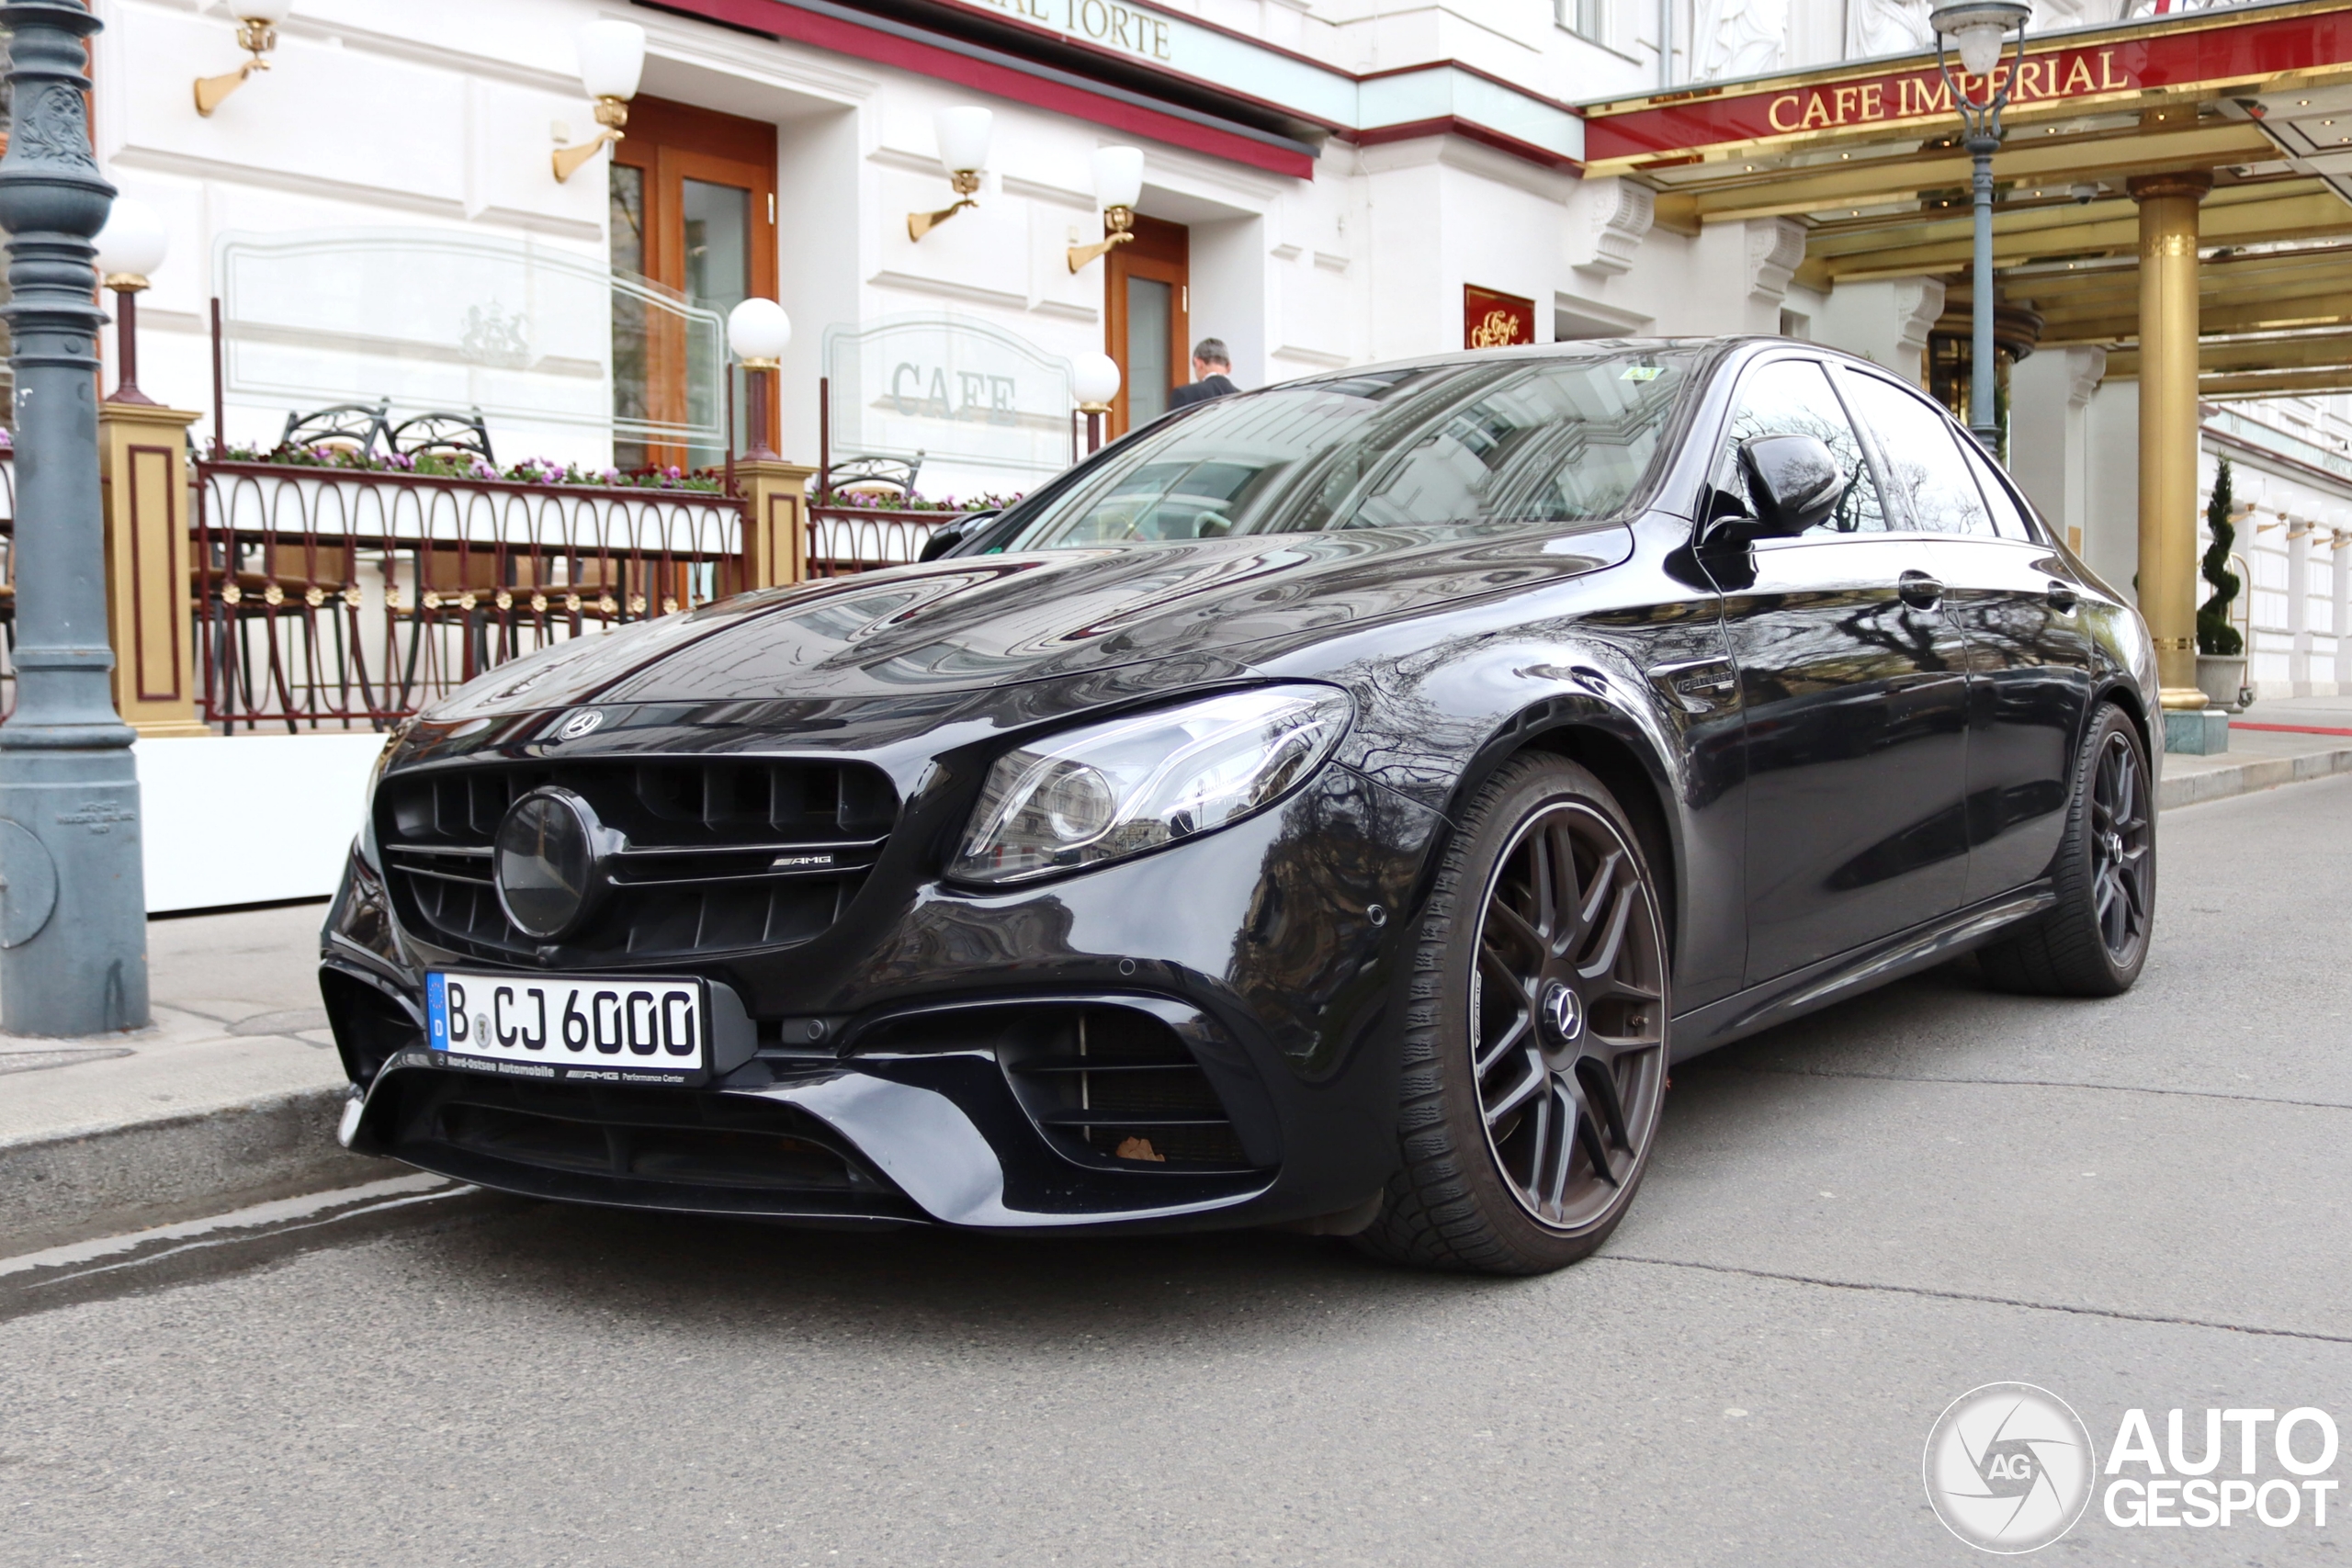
[995,352,1697,550]
[1836,368,1997,536]
[214,228,723,464]
[608,164,649,470]
[1125,276,1171,426]
[1720,358,1884,536]
[681,178,751,471]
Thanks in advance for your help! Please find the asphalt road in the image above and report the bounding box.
[4,777,2349,1566]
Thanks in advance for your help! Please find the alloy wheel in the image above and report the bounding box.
[1469,801,1668,1233]
[2089,729,2152,960]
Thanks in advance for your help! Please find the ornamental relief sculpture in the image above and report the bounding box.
[1845,0,1932,62]
[6,84,100,173]
[1693,0,1790,81]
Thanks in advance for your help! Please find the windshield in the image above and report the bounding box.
[991,348,1700,551]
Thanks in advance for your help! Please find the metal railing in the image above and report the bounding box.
[193,459,746,729]
[805,502,962,578]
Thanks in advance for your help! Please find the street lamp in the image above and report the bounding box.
[95,196,169,407]
[1928,0,2032,457]
[727,297,792,462]
[0,0,150,1036]
[1073,352,1121,453]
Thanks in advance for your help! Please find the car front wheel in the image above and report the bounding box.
[1357,754,1670,1275]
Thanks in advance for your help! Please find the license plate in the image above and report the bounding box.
[425,972,708,1085]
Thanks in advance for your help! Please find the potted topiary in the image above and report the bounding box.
[2195,457,2249,711]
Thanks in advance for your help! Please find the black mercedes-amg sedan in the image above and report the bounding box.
[322,336,2159,1274]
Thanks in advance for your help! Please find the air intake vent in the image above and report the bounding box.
[867,1004,1258,1172]
[377,759,898,964]
[374,1074,921,1223]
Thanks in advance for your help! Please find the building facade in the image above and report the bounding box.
[82,0,2352,694]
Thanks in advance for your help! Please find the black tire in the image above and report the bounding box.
[1356,754,1670,1275]
[1977,703,2154,997]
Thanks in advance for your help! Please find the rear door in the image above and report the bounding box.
[1834,368,2097,904]
[1701,355,1973,986]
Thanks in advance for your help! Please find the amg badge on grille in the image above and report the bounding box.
[771,852,837,871]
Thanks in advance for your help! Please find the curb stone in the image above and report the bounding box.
[2158,743,2352,810]
[0,1086,399,1258]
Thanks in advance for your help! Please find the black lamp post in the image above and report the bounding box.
[0,0,149,1036]
[1928,0,2033,458]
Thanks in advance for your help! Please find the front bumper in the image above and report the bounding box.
[322,760,1447,1235]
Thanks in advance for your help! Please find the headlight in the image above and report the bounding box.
[950,685,1353,885]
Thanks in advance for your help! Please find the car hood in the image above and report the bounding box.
[429,521,1635,717]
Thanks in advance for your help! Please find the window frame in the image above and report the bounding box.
[1829,363,2009,542]
[1951,426,2052,546]
[1707,349,1895,544]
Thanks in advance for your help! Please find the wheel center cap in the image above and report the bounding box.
[2101,830,2123,863]
[1543,981,1584,1043]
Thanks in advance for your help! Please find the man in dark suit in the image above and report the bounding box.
[1168,338,1239,411]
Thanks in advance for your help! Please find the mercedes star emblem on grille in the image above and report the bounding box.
[493,787,606,940]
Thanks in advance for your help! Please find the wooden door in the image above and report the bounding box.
[609,97,778,472]
[1105,215,1189,438]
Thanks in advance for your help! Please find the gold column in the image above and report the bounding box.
[98,402,209,736]
[2129,170,2211,709]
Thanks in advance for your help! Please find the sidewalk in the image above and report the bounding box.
[2161,692,2352,807]
[0,902,391,1254]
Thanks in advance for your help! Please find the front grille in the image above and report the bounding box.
[863,1004,1258,1172]
[379,758,897,964]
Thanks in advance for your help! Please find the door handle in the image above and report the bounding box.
[2046,579,2079,612]
[1897,570,1944,610]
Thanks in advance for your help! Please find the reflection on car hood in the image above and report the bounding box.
[429,522,1635,716]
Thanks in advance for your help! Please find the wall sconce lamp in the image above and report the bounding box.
[728,298,794,463]
[1068,147,1146,272]
[193,0,293,118]
[553,21,646,184]
[909,108,993,241]
[95,197,170,407]
[1072,352,1122,454]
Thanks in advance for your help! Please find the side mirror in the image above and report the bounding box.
[918,509,999,561]
[1736,434,1847,537]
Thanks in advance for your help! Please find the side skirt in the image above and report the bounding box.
[1665,882,2057,1063]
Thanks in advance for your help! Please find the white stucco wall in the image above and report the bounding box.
[135,733,385,913]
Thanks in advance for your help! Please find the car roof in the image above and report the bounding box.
[1267,335,1883,389]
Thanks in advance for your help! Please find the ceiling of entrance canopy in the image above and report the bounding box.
[1582,0,2352,397]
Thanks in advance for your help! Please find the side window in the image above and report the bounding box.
[1833,368,1996,536]
[1719,358,1885,535]
[1955,434,2040,542]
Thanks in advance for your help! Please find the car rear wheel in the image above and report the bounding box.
[1977,702,2154,997]
[1357,755,1669,1275]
